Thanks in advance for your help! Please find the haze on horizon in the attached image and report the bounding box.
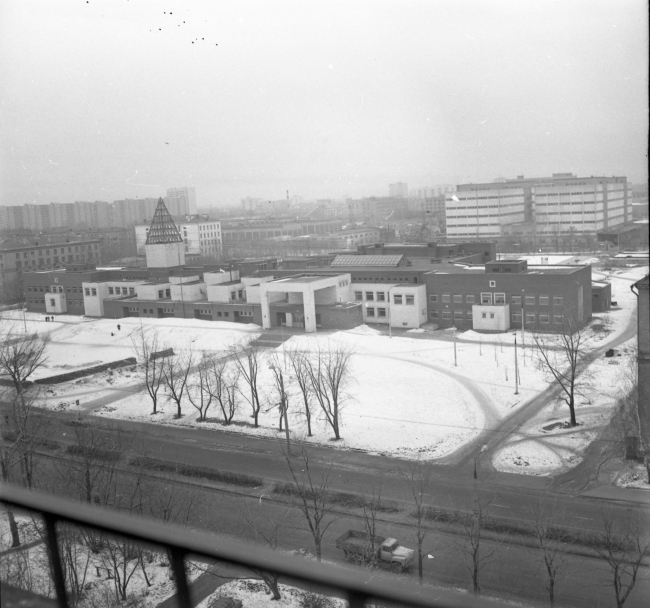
[0,0,647,209]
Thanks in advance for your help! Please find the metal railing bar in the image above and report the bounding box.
[169,547,192,608]
[43,513,70,608]
[0,484,533,608]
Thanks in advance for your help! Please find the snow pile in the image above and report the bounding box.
[197,579,347,608]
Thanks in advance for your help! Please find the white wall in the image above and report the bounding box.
[82,282,109,317]
[472,304,511,331]
[136,283,171,300]
[204,270,240,285]
[45,292,67,314]
[206,282,245,303]
[145,242,185,268]
[171,282,206,302]
[389,285,427,328]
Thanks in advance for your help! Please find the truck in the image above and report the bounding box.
[335,530,414,573]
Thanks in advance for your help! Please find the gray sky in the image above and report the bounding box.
[0,0,647,208]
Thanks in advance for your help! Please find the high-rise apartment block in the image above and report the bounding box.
[1,189,197,233]
[445,173,629,239]
[388,182,409,199]
[166,187,197,216]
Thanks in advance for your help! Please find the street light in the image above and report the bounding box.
[387,285,394,338]
[473,444,488,480]
[453,324,457,367]
[514,335,519,394]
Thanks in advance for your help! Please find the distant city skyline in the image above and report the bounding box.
[1,1,647,208]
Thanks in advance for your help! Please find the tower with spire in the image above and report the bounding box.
[145,198,186,269]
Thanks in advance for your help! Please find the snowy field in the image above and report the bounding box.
[2,266,647,474]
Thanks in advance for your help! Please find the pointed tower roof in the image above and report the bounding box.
[146,198,183,244]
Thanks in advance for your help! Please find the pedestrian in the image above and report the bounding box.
[117,324,121,331]
[111,332,114,337]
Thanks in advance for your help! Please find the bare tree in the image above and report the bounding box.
[231,344,263,427]
[205,356,237,425]
[403,461,434,584]
[288,349,314,437]
[1,389,48,490]
[130,329,165,415]
[162,345,194,418]
[594,510,650,608]
[56,423,125,506]
[455,491,499,595]
[307,344,354,440]
[239,504,294,600]
[529,502,570,607]
[359,480,384,569]
[281,446,336,562]
[0,329,49,547]
[0,330,49,407]
[533,315,587,427]
[187,356,215,422]
[268,352,291,454]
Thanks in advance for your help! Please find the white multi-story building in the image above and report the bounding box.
[445,173,630,239]
[135,218,222,257]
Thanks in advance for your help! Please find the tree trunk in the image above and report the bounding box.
[7,510,21,547]
[417,541,423,584]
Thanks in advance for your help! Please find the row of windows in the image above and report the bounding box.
[27,285,86,295]
[366,307,387,318]
[355,291,415,305]
[108,286,136,296]
[26,298,82,306]
[353,276,416,283]
[12,244,97,259]
[430,309,565,324]
[430,293,564,306]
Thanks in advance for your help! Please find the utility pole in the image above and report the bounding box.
[514,335,519,394]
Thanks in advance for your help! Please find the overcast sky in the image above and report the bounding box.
[0,0,647,208]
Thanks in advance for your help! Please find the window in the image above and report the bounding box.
[480,293,492,305]
[377,308,386,318]
[430,310,439,319]
[367,307,375,317]
[466,310,473,318]
[50,299,56,307]
[223,312,229,317]
[91,288,97,296]
[466,295,475,304]
[553,296,563,306]
[539,314,550,323]
[494,293,506,304]
[108,287,114,295]
[165,289,170,297]
[441,294,451,303]
[429,294,438,303]
[511,295,522,305]
[553,315,563,324]
[454,310,463,319]
[365,292,374,301]
[453,294,463,303]
[406,295,414,305]
[525,313,536,323]
[377,292,385,301]
[489,280,496,287]
[593,293,599,300]
[131,288,136,295]
[84,288,90,296]
[490,313,495,319]
[393,295,403,304]
[539,296,549,305]
[354,291,362,301]
[482,312,487,319]
[442,311,452,319]
[525,296,535,306]
[512,312,522,322]
[158,290,164,299]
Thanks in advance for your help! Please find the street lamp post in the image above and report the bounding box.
[387,285,394,338]
[473,444,488,480]
[514,335,519,394]
[521,289,526,363]
[453,325,457,367]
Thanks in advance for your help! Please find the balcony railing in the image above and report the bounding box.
[0,484,516,608]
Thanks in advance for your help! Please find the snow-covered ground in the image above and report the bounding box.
[197,579,347,608]
[3,266,647,475]
[0,508,203,607]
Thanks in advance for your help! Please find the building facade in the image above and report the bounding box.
[445,173,630,240]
